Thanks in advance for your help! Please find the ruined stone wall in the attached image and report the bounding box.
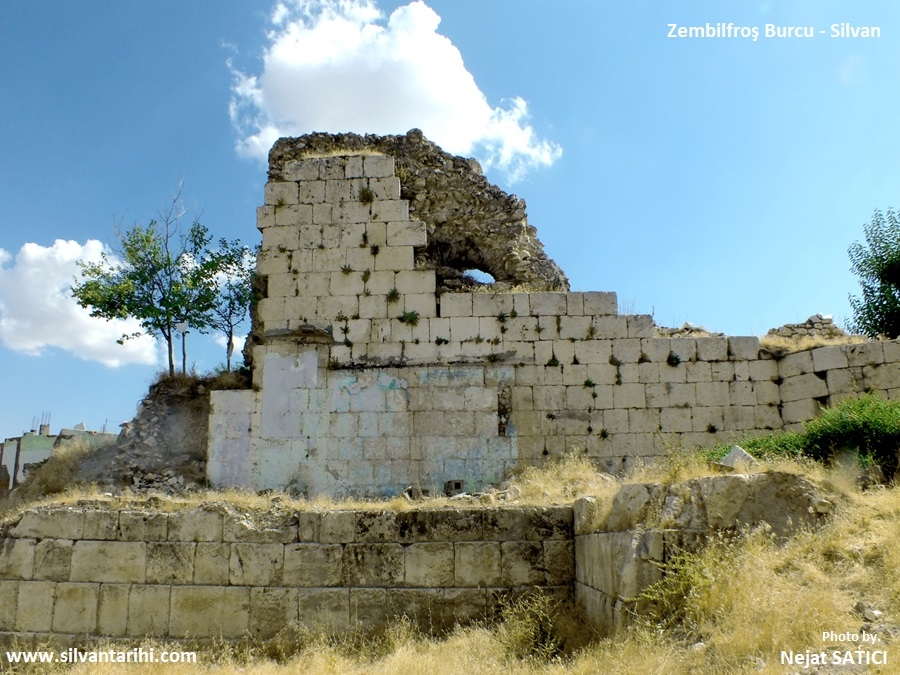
[0,503,572,641]
[209,136,900,498]
[574,472,831,634]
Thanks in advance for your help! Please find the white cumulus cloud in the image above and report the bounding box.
[0,240,160,367]
[230,0,561,181]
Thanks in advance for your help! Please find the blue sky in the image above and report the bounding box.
[1,0,898,439]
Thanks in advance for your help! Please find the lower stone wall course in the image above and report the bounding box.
[16,580,55,632]
[0,581,15,630]
[52,582,98,634]
[97,583,129,636]
[249,587,299,639]
[127,585,170,637]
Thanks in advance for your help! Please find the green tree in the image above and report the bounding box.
[72,192,220,376]
[848,208,900,338]
[205,239,256,371]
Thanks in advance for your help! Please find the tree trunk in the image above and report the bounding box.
[226,328,234,372]
[181,332,187,373]
[166,335,175,377]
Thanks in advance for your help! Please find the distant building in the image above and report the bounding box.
[0,425,118,489]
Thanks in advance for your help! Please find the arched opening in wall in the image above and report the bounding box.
[462,269,495,285]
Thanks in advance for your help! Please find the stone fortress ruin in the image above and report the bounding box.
[0,131,896,644]
[207,129,900,498]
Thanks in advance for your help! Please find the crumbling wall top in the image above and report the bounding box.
[268,130,569,292]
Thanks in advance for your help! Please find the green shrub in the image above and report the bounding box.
[802,394,900,477]
[703,395,900,478]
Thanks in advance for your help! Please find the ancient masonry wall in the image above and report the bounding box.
[573,472,829,633]
[207,150,900,497]
[0,504,572,641]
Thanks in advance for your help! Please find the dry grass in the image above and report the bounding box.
[758,333,867,356]
[4,439,105,509]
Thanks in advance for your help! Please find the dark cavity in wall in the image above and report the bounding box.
[498,383,512,435]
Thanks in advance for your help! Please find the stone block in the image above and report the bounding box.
[748,359,778,381]
[264,181,299,206]
[230,543,284,586]
[167,508,224,542]
[397,509,483,543]
[0,581,17,630]
[454,542,501,587]
[778,350,814,378]
[691,406,724,433]
[812,346,849,372]
[696,381,729,406]
[274,204,312,227]
[374,245,414,271]
[97,583,129,637]
[695,337,728,362]
[781,398,820,425]
[729,381,757,406]
[726,336,758,360]
[404,543,454,587]
[780,373,828,402]
[342,544,404,586]
[576,340,613,365]
[524,507,574,540]
[33,539,72,582]
[371,200,408,222]
[846,342,884,367]
[169,586,249,639]
[82,509,119,540]
[317,511,355,544]
[70,541,146,583]
[864,363,900,391]
[16,580,55,632]
[283,544,344,587]
[283,158,320,181]
[544,540,575,585]
[194,543,229,585]
[755,404,783,430]
[529,292,567,316]
[53,582,98,634]
[298,587,350,632]
[355,511,399,543]
[13,508,84,540]
[583,291,618,316]
[660,408,693,433]
[298,179,326,203]
[441,293,472,317]
[826,367,860,395]
[256,205,276,230]
[640,338,669,362]
[473,293,514,317]
[364,154,394,178]
[501,541,544,586]
[250,587,299,639]
[223,515,296,544]
[626,315,655,338]
[611,338,641,364]
[613,383,645,409]
[0,538,35,580]
[147,542,195,584]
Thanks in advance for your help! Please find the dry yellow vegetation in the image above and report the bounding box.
[758,333,868,356]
